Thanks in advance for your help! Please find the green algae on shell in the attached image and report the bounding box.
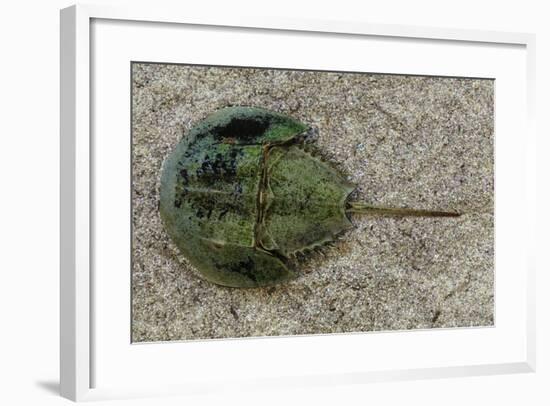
[159,106,459,288]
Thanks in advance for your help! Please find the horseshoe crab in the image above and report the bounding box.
[159,107,459,287]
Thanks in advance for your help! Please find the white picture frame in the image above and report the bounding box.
[60,3,536,402]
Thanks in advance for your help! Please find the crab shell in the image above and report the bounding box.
[160,107,355,287]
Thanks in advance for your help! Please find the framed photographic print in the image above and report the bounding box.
[60,4,536,402]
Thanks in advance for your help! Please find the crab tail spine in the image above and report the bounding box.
[346,202,460,217]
